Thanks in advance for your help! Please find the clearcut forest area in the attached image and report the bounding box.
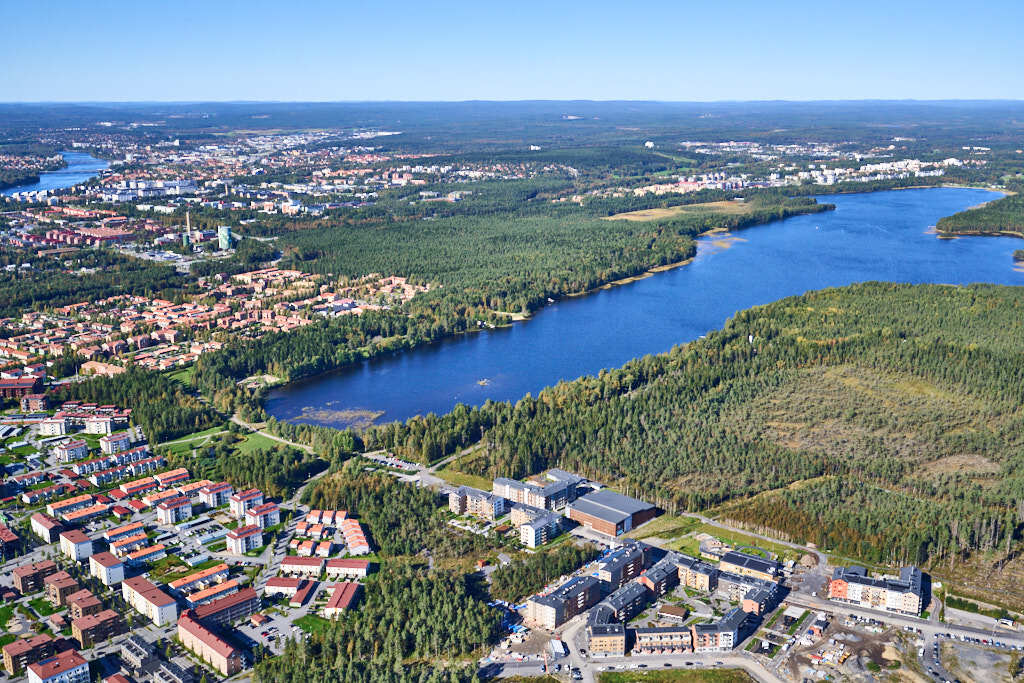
[428,283,1024,605]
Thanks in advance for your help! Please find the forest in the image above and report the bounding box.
[489,544,599,603]
[0,249,188,317]
[53,367,218,442]
[937,188,1024,235]
[165,429,326,498]
[302,464,489,559]
[360,283,1024,569]
[255,566,498,683]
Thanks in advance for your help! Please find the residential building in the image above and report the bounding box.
[280,556,323,576]
[168,563,229,596]
[526,576,602,630]
[102,521,145,543]
[322,582,361,618]
[262,577,305,597]
[99,432,131,455]
[26,650,89,683]
[604,581,649,622]
[492,471,582,511]
[54,440,88,463]
[519,510,562,548]
[324,558,373,580]
[226,524,262,554]
[59,530,93,562]
[828,565,925,615]
[596,540,647,588]
[125,543,166,566]
[38,418,67,436]
[177,611,244,677]
[185,579,240,607]
[634,626,693,654]
[692,607,753,652]
[190,587,260,626]
[122,576,178,626]
[244,501,279,529]
[13,560,58,594]
[72,609,124,648]
[67,590,102,621]
[89,552,124,586]
[30,513,62,543]
[718,550,782,583]
[228,488,263,518]
[119,635,155,671]
[44,572,79,607]
[198,482,233,508]
[448,486,508,520]
[109,532,149,557]
[638,553,680,597]
[154,468,190,488]
[156,496,192,524]
[3,634,56,676]
[46,494,93,518]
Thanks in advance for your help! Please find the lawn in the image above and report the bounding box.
[434,467,492,491]
[28,598,59,617]
[631,514,701,541]
[0,605,13,629]
[236,431,278,454]
[294,614,332,635]
[0,634,16,648]
[165,365,196,386]
[599,670,754,683]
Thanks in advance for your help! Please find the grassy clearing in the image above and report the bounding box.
[434,467,493,491]
[631,514,701,541]
[165,366,196,386]
[236,431,278,454]
[603,200,755,222]
[294,614,332,635]
[0,605,13,629]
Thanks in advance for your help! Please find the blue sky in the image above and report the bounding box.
[2,0,1022,102]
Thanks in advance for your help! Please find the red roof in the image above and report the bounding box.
[324,582,360,611]
[90,552,122,569]
[28,650,87,679]
[177,611,239,659]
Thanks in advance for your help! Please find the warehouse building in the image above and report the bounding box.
[565,489,656,537]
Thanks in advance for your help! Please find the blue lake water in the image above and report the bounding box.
[1,151,108,195]
[265,187,1020,429]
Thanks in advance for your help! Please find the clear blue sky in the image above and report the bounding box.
[3,0,1022,102]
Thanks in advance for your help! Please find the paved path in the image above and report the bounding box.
[230,415,315,454]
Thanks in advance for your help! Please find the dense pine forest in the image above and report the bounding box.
[937,188,1024,235]
[53,367,217,442]
[489,545,599,603]
[363,283,1024,570]
[256,566,497,683]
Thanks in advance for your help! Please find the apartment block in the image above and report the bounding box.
[12,560,58,594]
[156,496,192,524]
[72,609,124,648]
[828,565,925,615]
[198,481,233,508]
[526,576,602,630]
[59,530,93,562]
[244,501,279,529]
[89,552,125,586]
[122,576,178,626]
[3,634,56,676]
[229,488,263,518]
[226,525,262,554]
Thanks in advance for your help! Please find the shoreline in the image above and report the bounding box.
[263,186,1006,425]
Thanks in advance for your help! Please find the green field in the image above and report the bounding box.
[294,614,332,635]
[236,431,278,454]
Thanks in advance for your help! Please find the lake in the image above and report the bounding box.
[1,150,109,195]
[265,187,1020,429]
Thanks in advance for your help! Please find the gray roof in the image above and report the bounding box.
[570,489,653,524]
[605,580,649,611]
[532,575,600,608]
[598,540,645,573]
[720,550,781,575]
